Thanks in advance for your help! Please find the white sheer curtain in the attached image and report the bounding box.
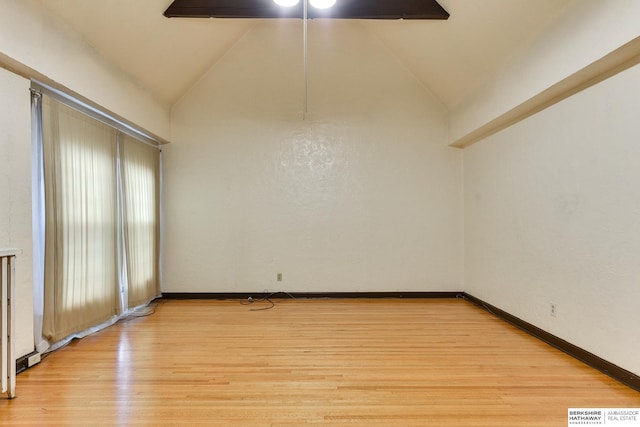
[121,134,160,307]
[34,92,161,348]
[42,97,121,342]
[31,91,48,353]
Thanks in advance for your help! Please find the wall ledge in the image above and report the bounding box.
[450,36,640,149]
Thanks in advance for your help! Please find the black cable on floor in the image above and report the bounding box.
[240,291,296,311]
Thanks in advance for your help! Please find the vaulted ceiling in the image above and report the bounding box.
[35,0,574,109]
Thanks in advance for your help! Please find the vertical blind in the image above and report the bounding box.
[40,96,160,343]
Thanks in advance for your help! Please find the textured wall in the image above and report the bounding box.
[0,0,170,140]
[0,68,33,358]
[450,0,640,144]
[464,63,640,375]
[164,20,463,292]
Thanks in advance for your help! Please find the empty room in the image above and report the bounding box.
[1,0,639,425]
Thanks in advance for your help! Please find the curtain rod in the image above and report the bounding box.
[30,79,168,149]
[303,0,308,120]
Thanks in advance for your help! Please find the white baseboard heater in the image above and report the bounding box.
[1,249,17,399]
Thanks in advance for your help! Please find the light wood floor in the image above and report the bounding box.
[2,299,639,426]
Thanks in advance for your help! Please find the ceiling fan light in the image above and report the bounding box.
[273,0,300,6]
[309,0,336,9]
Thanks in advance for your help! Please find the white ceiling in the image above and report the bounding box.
[36,0,574,109]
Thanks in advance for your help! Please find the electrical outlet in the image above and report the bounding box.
[550,303,557,317]
[277,273,282,282]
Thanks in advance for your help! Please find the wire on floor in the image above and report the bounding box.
[120,299,165,321]
[240,291,296,311]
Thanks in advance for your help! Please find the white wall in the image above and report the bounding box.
[0,0,170,140]
[450,0,640,146]
[0,68,33,358]
[2,0,636,380]
[464,63,640,375]
[0,0,171,358]
[164,20,462,293]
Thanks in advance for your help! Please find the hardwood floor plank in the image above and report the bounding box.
[2,299,638,426]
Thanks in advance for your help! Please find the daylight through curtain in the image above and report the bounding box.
[121,134,160,307]
[42,97,121,342]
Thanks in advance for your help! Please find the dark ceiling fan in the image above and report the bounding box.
[163,0,449,20]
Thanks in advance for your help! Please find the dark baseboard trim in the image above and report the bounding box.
[161,291,462,300]
[462,292,640,393]
[158,291,640,392]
